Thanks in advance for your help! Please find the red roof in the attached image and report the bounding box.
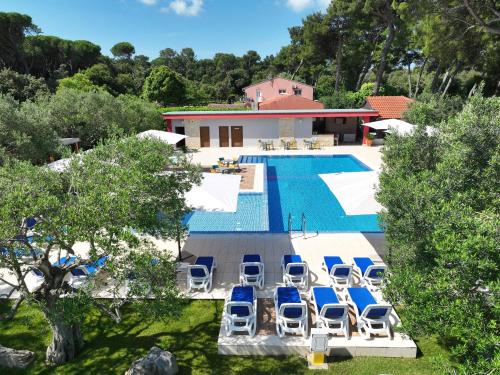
[364,96,414,119]
[259,95,325,110]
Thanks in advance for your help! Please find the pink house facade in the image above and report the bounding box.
[243,77,314,103]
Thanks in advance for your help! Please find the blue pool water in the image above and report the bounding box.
[185,155,381,233]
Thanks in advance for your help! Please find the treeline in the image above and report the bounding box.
[2,1,499,108]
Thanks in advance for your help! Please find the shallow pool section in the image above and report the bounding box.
[184,193,269,232]
[185,155,381,233]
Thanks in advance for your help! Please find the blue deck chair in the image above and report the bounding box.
[323,256,353,294]
[187,256,216,293]
[222,285,257,337]
[310,287,349,338]
[281,254,308,289]
[353,257,387,290]
[274,286,308,337]
[239,254,264,289]
[70,256,108,287]
[347,287,392,339]
[29,255,76,281]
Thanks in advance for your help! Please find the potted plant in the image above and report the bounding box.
[365,132,375,146]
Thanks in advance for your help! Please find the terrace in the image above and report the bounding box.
[174,144,416,360]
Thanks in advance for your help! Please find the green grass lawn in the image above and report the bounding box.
[0,300,451,375]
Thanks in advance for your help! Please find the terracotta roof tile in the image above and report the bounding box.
[259,95,325,110]
[365,96,414,119]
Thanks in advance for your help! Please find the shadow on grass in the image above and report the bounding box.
[0,299,452,375]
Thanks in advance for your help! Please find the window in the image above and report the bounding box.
[256,89,262,101]
[279,89,287,95]
[293,88,302,96]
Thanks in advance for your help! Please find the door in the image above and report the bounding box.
[200,126,210,147]
[175,126,186,148]
[219,126,229,147]
[231,126,243,147]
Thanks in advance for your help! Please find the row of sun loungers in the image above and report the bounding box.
[31,255,108,288]
[186,254,391,340]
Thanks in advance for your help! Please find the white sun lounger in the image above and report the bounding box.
[187,256,216,293]
[353,257,387,290]
[222,285,257,337]
[239,254,264,289]
[347,287,392,339]
[281,254,308,289]
[310,286,349,338]
[274,286,308,338]
[323,256,353,296]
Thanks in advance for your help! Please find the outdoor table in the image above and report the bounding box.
[304,140,313,149]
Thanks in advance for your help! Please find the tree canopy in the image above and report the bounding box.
[377,92,499,373]
[111,42,135,59]
[0,137,201,364]
[142,66,187,106]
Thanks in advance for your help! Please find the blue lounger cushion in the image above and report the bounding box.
[277,287,302,318]
[84,256,108,274]
[324,256,350,277]
[25,217,37,229]
[313,287,345,319]
[72,256,108,276]
[229,286,254,317]
[242,254,261,275]
[52,256,76,267]
[283,254,304,275]
[353,257,385,278]
[348,287,388,318]
[191,256,214,277]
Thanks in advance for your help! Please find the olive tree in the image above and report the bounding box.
[377,93,499,373]
[0,137,201,365]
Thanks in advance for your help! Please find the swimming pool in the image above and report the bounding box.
[185,155,381,233]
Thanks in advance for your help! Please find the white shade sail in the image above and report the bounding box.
[136,130,187,145]
[319,171,382,215]
[362,119,436,136]
[185,172,241,213]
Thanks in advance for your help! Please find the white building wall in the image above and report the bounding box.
[173,117,313,148]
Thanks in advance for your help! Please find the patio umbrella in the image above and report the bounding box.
[185,172,241,213]
[136,130,188,145]
[319,171,382,215]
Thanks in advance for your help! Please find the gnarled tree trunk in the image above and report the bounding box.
[43,301,84,365]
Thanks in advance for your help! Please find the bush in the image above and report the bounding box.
[0,68,49,101]
[142,66,186,106]
[48,88,163,149]
[403,93,464,126]
[0,94,57,163]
